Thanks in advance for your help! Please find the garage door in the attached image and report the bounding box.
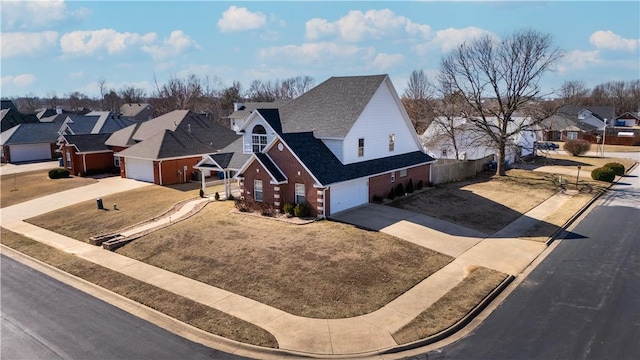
[125,158,155,183]
[330,178,369,214]
[9,143,52,163]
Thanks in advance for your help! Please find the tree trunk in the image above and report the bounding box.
[496,143,507,176]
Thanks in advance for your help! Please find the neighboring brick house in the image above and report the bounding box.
[59,133,115,175]
[114,110,240,185]
[540,106,612,141]
[196,74,435,218]
[119,103,154,121]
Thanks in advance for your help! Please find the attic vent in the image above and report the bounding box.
[188,124,191,133]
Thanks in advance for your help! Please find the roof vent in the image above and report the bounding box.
[188,123,191,133]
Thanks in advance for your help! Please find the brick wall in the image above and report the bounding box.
[157,157,202,185]
[369,163,431,199]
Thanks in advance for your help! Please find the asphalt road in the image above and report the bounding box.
[0,255,247,360]
[424,168,640,360]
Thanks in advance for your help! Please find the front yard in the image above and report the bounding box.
[1,170,97,208]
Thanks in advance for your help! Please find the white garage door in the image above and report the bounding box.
[125,158,155,183]
[330,178,369,214]
[10,143,52,163]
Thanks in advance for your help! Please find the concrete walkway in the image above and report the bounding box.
[1,177,575,356]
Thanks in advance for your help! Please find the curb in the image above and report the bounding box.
[381,274,515,355]
[545,161,638,246]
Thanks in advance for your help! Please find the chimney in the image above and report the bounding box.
[56,106,62,115]
[233,102,243,112]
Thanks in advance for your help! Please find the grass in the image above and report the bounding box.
[533,153,637,173]
[0,227,279,348]
[115,201,454,319]
[393,266,508,344]
[26,184,207,241]
[519,192,594,242]
[1,170,97,208]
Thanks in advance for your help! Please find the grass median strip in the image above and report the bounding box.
[393,266,508,345]
[0,227,279,348]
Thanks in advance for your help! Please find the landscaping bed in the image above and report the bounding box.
[115,201,454,319]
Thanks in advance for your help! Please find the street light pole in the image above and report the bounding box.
[602,118,607,157]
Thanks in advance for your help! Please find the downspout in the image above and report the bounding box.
[322,187,328,219]
[200,169,206,195]
[82,153,87,174]
[158,160,163,185]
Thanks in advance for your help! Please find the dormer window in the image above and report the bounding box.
[252,125,267,153]
[389,134,395,152]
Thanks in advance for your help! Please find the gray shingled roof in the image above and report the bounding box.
[1,122,61,145]
[557,105,616,121]
[63,134,112,152]
[1,108,39,132]
[255,153,287,183]
[278,75,387,138]
[119,103,151,117]
[132,110,188,141]
[105,123,140,147]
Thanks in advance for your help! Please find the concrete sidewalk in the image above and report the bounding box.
[1,179,572,356]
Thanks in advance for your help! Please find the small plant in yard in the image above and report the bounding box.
[416,180,424,190]
[199,189,204,198]
[227,194,235,201]
[387,187,396,200]
[603,162,625,176]
[259,202,278,217]
[563,139,591,156]
[372,194,383,203]
[48,168,70,179]
[214,192,220,201]
[293,202,310,218]
[282,202,294,216]
[234,198,252,212]
[395,183,405,197]
[591,167,615,182]
[406,179,414,193]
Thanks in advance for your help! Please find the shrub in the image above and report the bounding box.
[395,183,405,197]
[427,181,435,188]
[603,162,625,176]
[227,194,235,201]
[283,202,295,215]
[563,139,591,156]
[259,202,277,217]
[48,168,70,179]
[234,198,251,212]
[214,192,220,201]
[406,179,414,193]
[416,180,424,190]
[372,194,383,203]
[293,202,310,218]
[387,187,395,200]
[591,167,615,182]
[199,189,204,198]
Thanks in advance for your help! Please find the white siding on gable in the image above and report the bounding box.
[321,138,343,160]
[241,115,277,154]
[341,80,421,165]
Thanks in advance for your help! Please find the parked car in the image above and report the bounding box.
[535,142,559,150]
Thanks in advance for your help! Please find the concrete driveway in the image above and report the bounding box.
[331,203,485,258]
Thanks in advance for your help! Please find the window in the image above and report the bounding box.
[358,138,364,157]
[114,156,120,167]
[252,125,267,153]
[391,172,396,183]
[389,134,395,151]
[254,180,263,202]
[400,169,407,177]
[566,131,578,140]
[65,150,71,168]
[441,149,448,157]
[295,183,305,204]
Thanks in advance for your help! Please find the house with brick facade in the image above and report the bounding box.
[114,110,240,185]
[196,74,435,218]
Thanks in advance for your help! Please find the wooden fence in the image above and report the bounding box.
[430,155,494,185]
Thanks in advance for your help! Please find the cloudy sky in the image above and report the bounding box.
[1,1,639,99]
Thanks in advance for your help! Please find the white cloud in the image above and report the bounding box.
[1,74,36,89]
[142,30,201,61]
[414,27,495,54]
[60,29,157,56]
[1,31,59,58]
[218,6,266,33]
[589,30,639,52]
[259,42,374,65]
[305,9,430,42]
[69,71,84,79]
[373,53,404,70]
[1,0,91,31]
[556,49,602,73]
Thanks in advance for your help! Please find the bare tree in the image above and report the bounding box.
[439,29,562,176]
[16,93,41,113]
[118,86,146,103]
[560,80,589,106]
[103,90,121,113]
[402,69,435,132]
[98,78,107,110]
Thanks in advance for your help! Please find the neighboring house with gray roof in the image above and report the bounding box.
[228,100,290,131]
[114,110,240,185]
[1,122,60,163]
[540,106,608,141]
[1,108,39,132]
[196,75,435,218]
[58,133,116,176]
[119,103,154,121]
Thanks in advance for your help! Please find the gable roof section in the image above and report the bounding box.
[116,129,220,160]
[254,153,287,183]
[119,103,152,118]
[61,115,101,134]
[557,105,615,121]
[278,75,387,138]
[1,108,39,132]
[105,123,142,147]
[280,132,434,185]
[1,122,61,145]
[63,134,111,152]
[132,110,189,141]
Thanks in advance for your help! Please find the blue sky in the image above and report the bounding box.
[1,1,639,99]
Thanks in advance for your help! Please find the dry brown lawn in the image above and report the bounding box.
[1,170,97,208]
[26,184,207,241]
[393,266,507,344]
[0,227,278,348]
[116,201,454,319]
[534,153,637,173]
